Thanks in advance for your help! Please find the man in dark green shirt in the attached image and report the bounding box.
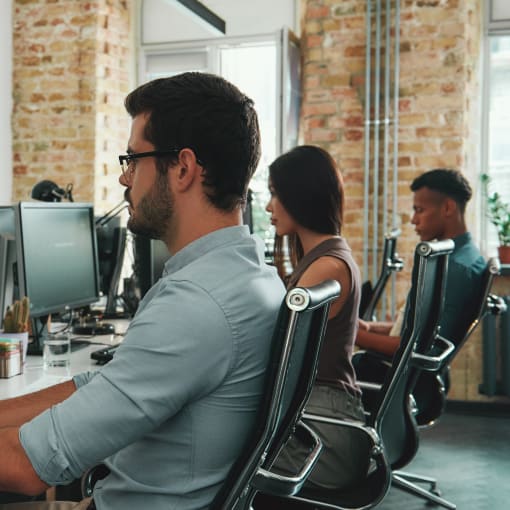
[357,168,485,354]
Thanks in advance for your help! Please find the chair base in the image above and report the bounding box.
[393,471,456,509]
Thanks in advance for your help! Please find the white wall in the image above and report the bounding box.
[0,0,12,205]
[141,0,298,44]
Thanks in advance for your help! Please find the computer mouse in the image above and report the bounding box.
[92,322,116,335]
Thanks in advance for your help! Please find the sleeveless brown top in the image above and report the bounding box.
[287,237,361,397]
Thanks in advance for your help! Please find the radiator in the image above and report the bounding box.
[481,296,510,396]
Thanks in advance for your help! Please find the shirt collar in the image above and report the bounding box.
[452,231,472,249]
[163,225,251,274]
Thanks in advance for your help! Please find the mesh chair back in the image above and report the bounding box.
[211,280,340,510]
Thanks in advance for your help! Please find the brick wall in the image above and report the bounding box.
[300,0,505,402]
[12,0,132,214]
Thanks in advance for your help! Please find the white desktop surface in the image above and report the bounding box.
[0,320,129,400]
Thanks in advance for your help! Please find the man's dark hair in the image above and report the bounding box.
[410,168,472,214]
[124,72,261,211]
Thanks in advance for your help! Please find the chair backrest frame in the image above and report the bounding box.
[362,228,404,321]
[411,256,505,427]
[250,240,454,510]
[446,256,501,364]
[368,239,454,470]
[211,280,341,510]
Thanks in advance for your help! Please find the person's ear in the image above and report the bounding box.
[443,197,458,217]
[173,149,201,191]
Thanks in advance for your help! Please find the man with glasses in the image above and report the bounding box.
[0,73,285,509]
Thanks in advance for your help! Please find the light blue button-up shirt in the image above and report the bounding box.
[20,226,285,509]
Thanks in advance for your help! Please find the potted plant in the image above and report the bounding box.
[481,173,510,263]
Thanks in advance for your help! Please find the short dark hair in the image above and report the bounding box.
[269,145,344,275]
[124,72,261,211]
[410,168,472,214]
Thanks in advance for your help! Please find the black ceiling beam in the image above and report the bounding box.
[175,0,226,34]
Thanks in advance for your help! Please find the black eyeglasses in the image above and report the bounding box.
[118,149,182,180]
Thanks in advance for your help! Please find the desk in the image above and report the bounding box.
[0,319,129,400]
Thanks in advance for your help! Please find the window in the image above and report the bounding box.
[483,1,510,255]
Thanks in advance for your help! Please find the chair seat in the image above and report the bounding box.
[299,467,389,507]
[253,467,389,509]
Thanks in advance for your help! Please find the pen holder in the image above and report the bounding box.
[0,331,29,365]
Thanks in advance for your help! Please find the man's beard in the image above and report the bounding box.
[127,172,174,241]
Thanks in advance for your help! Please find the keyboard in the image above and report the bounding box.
[71,339,92,352]
[90,345,118,364]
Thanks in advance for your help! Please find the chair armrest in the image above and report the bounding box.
[411,335,455,371]
[387,258,404,272]
[487,294,508,315]
[358,380,383,392]
[80,464,110,498]
[302,412,382,450]
[353,348,392,363]
[251,420,322,497]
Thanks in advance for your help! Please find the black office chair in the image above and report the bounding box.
[252,241,455,510]
[210,280,341,510]
[82,280,342,508]
[411,256,507,428]
[356,257,507,429]
[382,257,508,510]
[362,240,459,510]
[360,228,404,321]
[357,239,498,510]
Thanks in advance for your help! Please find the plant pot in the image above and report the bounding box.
[497,245,510,264]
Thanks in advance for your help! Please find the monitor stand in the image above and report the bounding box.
[71,315,116,336]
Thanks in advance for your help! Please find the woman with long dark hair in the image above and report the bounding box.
[266,145,368,489]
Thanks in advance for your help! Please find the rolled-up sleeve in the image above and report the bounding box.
[72,370,100,389]
[19,279,233,486]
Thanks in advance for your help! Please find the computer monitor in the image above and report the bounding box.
[0,206,15,237]
[242,188,253,233]
[95,216,127,316]
[133,235,170,299]
[14,202,101,352]
[0,235,17,324]
[0,206,16,325]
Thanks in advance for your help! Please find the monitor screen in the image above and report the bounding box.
[0,206,15,236]
[15,202,100,318]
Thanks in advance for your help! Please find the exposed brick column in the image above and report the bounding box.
[300,0,367,257]
[12,0,132,214]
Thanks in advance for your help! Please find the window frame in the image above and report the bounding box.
[481,0,510,255]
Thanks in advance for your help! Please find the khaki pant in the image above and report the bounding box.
[0,498,91,510]
[272,384,370,490]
